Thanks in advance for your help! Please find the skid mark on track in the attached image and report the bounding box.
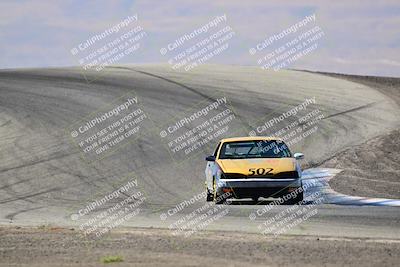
[110,66,253,131]
[323,102,378,120]
[0,188,61,205]
[5,206,45,221]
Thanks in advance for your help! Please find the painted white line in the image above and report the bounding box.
[302,168,400,207]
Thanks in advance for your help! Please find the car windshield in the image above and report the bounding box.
[219,140,292,159]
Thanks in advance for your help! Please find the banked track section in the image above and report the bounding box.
[0,64,399,237]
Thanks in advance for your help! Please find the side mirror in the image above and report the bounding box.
[294,153,304,160]
[205,155,216,161]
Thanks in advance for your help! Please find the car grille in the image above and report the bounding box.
[221,171,299,179]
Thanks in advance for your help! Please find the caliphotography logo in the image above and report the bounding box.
[1,1,400,266]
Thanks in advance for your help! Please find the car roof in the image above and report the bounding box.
[219,136,283,143]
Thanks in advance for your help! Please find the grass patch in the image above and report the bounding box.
[101,255,124,264]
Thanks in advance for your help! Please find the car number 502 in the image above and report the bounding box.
[248,168,273,175]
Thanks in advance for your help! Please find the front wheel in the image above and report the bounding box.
[285,191,303,205]
[214,195,225,204]
[213,179,225,204]
[293,191,304,205]
[206,189,213,202]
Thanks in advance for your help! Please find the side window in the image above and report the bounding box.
[213,142,221,157]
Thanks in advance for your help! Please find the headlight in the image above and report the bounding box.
[216,168,222,178]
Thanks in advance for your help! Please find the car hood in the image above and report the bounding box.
[217,158,296,175]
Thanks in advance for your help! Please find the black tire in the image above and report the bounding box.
[213,182,226,205]
[214,194,225,204]
[285,191,303,205]
[213,179,223,204]
[293,191,304,205]
[214,191,226,204]
[206,189,213,202]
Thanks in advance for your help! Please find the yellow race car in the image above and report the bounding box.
[205,137,304,204]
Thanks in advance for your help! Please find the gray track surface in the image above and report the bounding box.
[0,64,399,239]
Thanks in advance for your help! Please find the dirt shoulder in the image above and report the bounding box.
[1,226,399,267]
[321,128,400,198]
[316,73,400,199]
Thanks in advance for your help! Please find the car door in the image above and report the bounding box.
[205,142,221,190]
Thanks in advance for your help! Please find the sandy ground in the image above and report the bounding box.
[322,128,400,198]
[317,73,400,199]
[1,226,399,267]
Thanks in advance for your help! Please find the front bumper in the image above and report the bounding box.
[218,178,302,199]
